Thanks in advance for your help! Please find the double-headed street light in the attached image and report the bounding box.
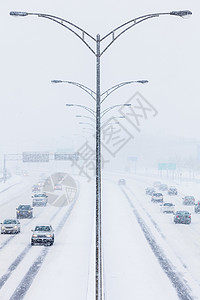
[66,103,131,118]
[10,9,192,300]
[76,114,125,122]
[51,79,148,103]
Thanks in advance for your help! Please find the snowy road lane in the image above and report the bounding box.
[22,178,95,300]
[0,174,81,300]
[102,180,180,300]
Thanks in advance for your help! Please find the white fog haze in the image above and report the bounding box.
[0,1,200,300]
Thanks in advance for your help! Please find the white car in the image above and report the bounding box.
[31,224,54,246]
[160,202,175,213]
[32,193,48,207]
[151,192,163,203]
[1,219,20,234]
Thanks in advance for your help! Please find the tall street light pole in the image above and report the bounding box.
[10,9,192,300]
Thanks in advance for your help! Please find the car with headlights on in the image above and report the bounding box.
[160,202,175,213]
[32,184,40,193]
[182,196,195,205]
[151,192,163,203]
[118,179,126,186]
[174,211,191,224]
[16,204,33,219]
[32,193,48,207]
[31,225,54,246]
[54,183,62,190]
[1,219,20,234]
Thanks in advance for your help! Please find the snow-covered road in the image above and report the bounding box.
[0,172,200,299]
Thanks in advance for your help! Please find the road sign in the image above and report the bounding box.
[22,152,49,163]
[167,163,176,170]
[128,156,138,161]
[54,153,79,161]
[158,163,176,170]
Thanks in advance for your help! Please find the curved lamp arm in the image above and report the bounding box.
[100,80,148,103]
[79,122,95,128]
[76,115,95,122]
[10,11,96,55]
[101,104,131,118]
[100,10,192,56]
[52,80,96,101]
[66,104,95,117]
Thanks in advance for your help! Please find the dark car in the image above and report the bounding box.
[194,203,200,213]
[174,211,191,224]
[31,224,54,246]
[168,186,178,195]
[118,179,126,186]
[182,196,195,205]
[159,184,168,191]
[145,187,155,195]
[16,204,33,219]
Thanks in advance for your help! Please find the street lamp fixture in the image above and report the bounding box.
[10,11,28,17]
[170,10,192,18]
[51,80,63,84]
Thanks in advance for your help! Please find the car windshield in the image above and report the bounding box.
[3,219,17,224]
[34,194,45,197]
[35,226,51,232]
[177,211,190,215]
[154,193,162,196]
[185,196,194,199]
[18,205,31,210]
[164,203,173,206]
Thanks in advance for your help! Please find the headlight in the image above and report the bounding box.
[32,234,38,237]
[46,234,52,238]
[28,211,31,213]
[14,226,17,229]
[2,226,5,229]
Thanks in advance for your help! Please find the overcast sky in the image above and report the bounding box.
[0,0,199,156]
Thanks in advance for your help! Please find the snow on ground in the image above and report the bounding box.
[0,170,200,299]
[23,177,95,300]
[102,180,179,300]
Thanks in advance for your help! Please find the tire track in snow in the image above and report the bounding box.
[0,205,64,290]
[0,209,44,252]
[9,181,79,300]
[122,187,194,300]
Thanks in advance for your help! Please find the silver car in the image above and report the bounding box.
[1,219,20,234]
[32,193,48,207]
[31,224,54,246]
[160,202,175,213]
